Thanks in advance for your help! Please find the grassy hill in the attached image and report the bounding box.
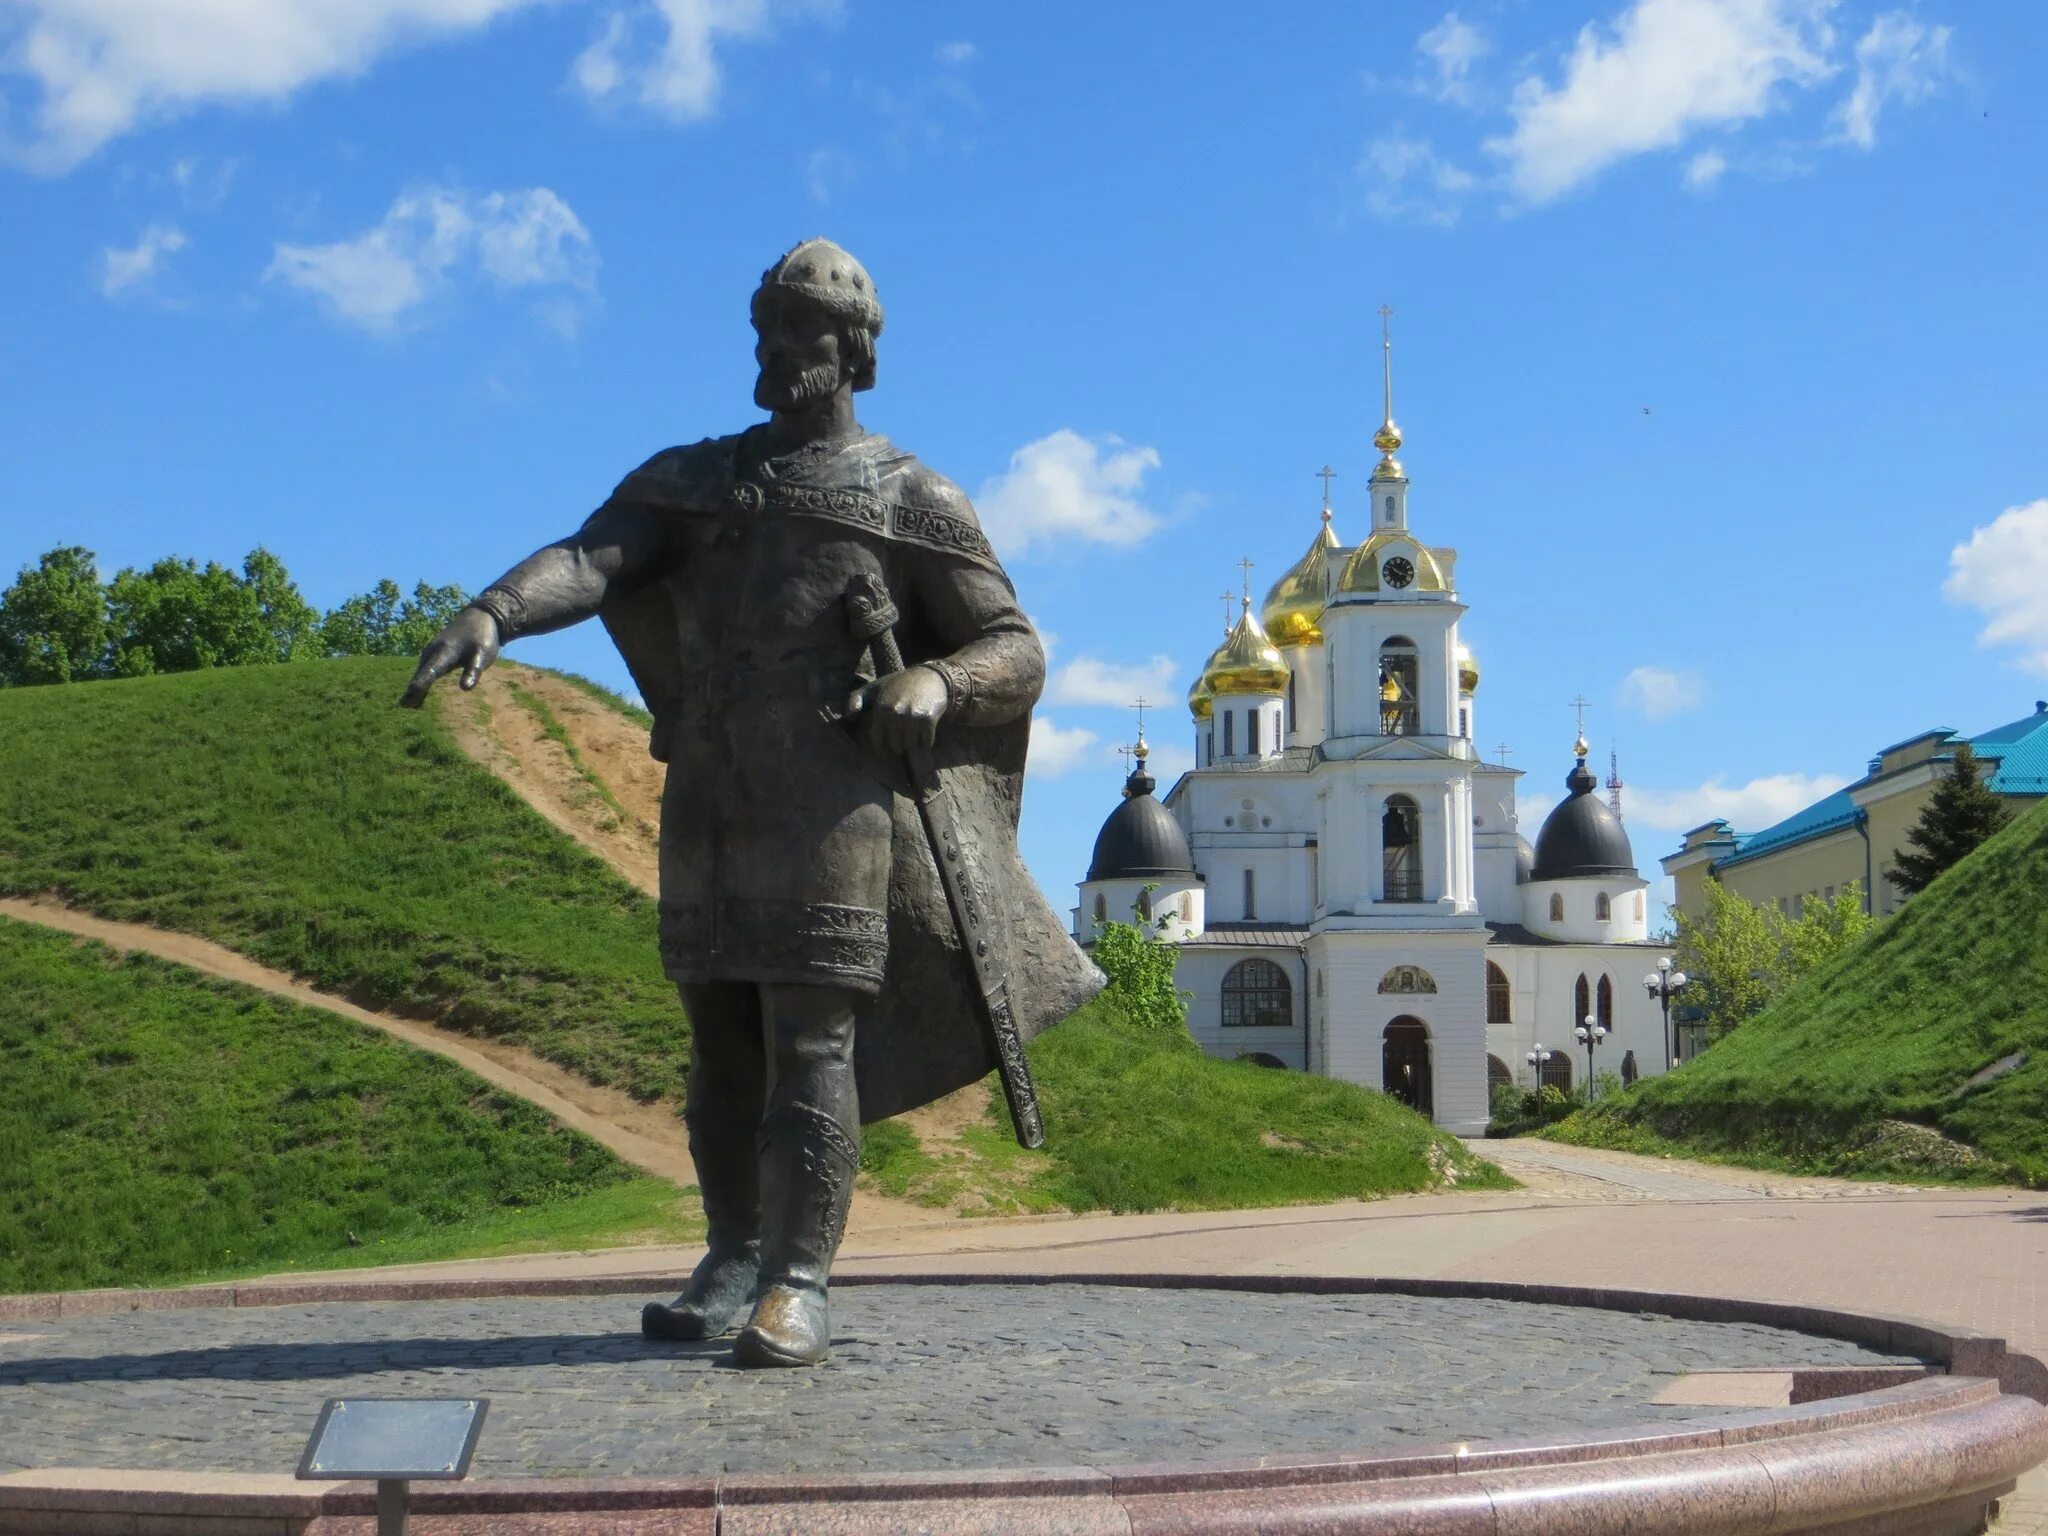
[0,917,691,1293]
[0,658,1504,1276]
[0,657,685,1100]
[1548,799,2048,1186]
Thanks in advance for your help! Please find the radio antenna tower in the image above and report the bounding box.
[1607,750,1625,820]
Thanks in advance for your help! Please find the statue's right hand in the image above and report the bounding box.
[400,607,501,708]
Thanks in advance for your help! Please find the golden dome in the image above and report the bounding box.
[1337,532,1448,596]
[1202,606,1290,696]
[1186,667,1214,721]
[1573,730,1590,759]
[1374,420,1403,455]
[1457,643,1479,695]
[1260,516,1340,647]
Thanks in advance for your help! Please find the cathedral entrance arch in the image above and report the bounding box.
[1382,1016,1433,1119]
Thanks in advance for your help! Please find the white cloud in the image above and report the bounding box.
[1,0,544,172]
[1359,133,1477,225]
[1683,148,1728,189]
[98,223,186,297]
[1620,664,1706,719]
[934,40,976,65]
[573,0,823,121]
[1626,771,1851,833]
[1485,0,1837,205]
[1416,12,1489,105]
[1048,654,1181,709]
[1143,741,1194,781]
[266,186,597,333]
[976,430,1164,559]
[1945,499,2048,675]
[1830,12,1952,150]
[1027,716,1099,779]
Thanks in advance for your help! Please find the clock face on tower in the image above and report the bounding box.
[1382,556,1415,589]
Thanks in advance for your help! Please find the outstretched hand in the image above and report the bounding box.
[400,607,501,708]
[850,664,950,755]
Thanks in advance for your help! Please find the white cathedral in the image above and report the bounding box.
[1072,328,1675,1136]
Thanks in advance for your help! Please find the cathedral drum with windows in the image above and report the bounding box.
[1074,324,1674,1134]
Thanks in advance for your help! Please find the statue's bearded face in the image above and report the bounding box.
[753,300,847,412]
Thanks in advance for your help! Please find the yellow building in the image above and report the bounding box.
[1664,702,2048,923]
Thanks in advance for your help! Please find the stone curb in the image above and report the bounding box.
[3,1275,2046,1534]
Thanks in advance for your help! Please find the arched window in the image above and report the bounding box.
[1092,893,1106,925]
[1222,958,1291,1028]
[1286,673,1296,735]
[1486,961,1511,1023]
[1238,1051,1286,1069]
[1223,710,1235,757]
[1487,1054,1512,1094]
[1540,1052,1573,1094]
[1597,974,1614,1030]
[1548,892,1564,923]
[1574,973,1591,1028]
[1378,638,1419,735]
[1179,892,1194,923]
[1595,891,1612,921]
[1273,709,1282,753]
[1636,892,1645,922]
[1377,964,1437,994]
[1136,887,1152,920]
[1382,795,1421,902]
[1242,867,1257,920]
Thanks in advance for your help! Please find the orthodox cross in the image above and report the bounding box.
[1316,464,1337,516]
[1219,589,1237,634]
[1130,696,1150,749]
[1237,556,1255,606]
[1495,742,1513,767]
[1572,694,1590,735]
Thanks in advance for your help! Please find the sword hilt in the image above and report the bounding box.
[845,573,905,676]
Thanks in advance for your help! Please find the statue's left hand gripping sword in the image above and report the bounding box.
[846,572,1046,1150]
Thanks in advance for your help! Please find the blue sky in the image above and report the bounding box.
[4,0,2045,916]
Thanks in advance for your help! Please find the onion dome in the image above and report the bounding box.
[1186,668,1215,722]
[1086,745,1194,880]
[1457,643,1479,695]
[1531,742,1636,880]
[1202,601,1289,696]
[1262,511,1340,648]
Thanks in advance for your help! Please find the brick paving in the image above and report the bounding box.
[0,1287,1914,1478]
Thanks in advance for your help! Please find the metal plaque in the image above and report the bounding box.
[297,1398,488,1480]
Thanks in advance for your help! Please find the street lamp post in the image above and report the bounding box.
[1574,1013,1609,1098]
[1642,956,1691,1073]
[1525,1042,1553,1092]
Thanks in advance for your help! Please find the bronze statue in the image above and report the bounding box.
[403,240,1101,1367]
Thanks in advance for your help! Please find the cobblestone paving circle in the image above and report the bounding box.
[0,1285,1923,1478]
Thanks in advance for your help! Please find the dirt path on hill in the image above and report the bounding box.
[0,896,697,1189]
[435,668,967,1233]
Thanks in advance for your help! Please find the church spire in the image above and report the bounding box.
[1371,304,1405,484]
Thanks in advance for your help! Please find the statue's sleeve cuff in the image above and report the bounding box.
[471,586,526,637]
[925,658,973,712]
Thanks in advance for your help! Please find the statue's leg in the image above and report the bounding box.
[641,980,766,1341]
[733,980,861,1369]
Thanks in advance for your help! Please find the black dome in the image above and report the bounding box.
[1531,756,1636,880]
[1086,762,1194,881]
[1514,836,1536,885]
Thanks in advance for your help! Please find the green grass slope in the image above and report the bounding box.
[0,658,685,1100]
[1549,800,2048,1185]
[0,918,692,1293]
[863,994,1511,1213]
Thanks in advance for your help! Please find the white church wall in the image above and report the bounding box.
[1176,946,1310,1070]
[1523,878,1651,943]
[1286,646,1327,750]
[1076,877,1205,941]
[1310,931,1490,1136]
[1209,693,1284,762]
[1488,944,1675,1093]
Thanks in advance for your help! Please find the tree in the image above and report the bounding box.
[239,548,321,662]
[105,556,274,676]
[1781,883,1872,984]
[0,546,110,685]
[1089,890,1191,1036]
[319,579,470,658]
[1887,744,2012,896]
[1672,876,1780,1039]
